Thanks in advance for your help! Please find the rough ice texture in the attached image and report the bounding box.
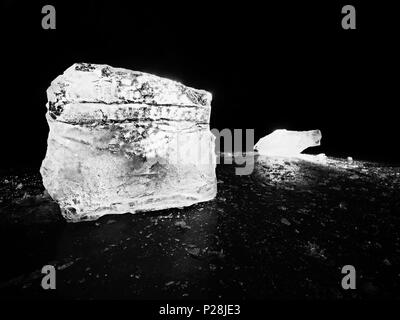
[254,129,322,156]
[40,63,217,222]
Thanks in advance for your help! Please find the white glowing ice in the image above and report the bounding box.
[254,129,322,156]
[41,63,217,222]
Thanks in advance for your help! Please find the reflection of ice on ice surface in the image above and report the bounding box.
[253,153,361,188]
[296,153,327,164]
[255,129,322,157]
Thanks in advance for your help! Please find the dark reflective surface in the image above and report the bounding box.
[1,156,400,299]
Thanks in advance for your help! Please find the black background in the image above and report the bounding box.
[1,0,399,168]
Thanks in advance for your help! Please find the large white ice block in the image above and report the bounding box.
[40,63,217,221]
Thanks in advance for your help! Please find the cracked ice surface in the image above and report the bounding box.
[40,63,217,222]
[254,129,322,156]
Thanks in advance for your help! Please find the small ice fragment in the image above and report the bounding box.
[175,221,191,229]
[254,129,321,156]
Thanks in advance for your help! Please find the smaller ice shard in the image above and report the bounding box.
[254,129,321,156]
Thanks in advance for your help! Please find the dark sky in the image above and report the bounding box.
[1,0,399,168]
